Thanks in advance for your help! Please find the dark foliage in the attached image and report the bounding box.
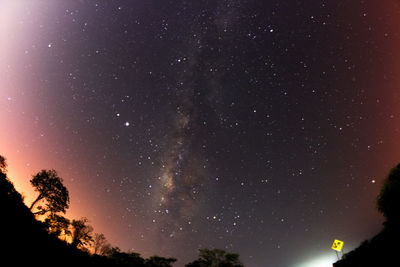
[377,163,400,224]
[108,247,146,266]
[43,212,71,239]
[71,217,94,250]
[186,249,244,267]
[145,255,177,267]
[93,233,112,256]
[29,169,70,215]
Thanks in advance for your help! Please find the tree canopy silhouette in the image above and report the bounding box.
[71,217,94,251]
[0,155,7,173]
[145,255,177,267]
[44,212,71,239]
[29,169,70,215]
[0,155,23,205]
[93,233,112,256]
[108,247,146,266]
[377,163,400,224]
[186,249,244,267]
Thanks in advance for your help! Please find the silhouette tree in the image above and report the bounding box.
[109,247,146,266]
[186,249,244,267]
[71,217,93,251]
[377,163,400,224]
[93,233,111,256]
[0,155,24,205]
[145,255,177,267]
[44,213,71,240]
[0,155,7,173]
[29,169,70,215]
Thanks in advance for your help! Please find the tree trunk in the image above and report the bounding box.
[29,194,43,210]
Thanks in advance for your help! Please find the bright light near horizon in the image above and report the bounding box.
[294,254,337,267]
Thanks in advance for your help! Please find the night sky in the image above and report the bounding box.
[1,1,400,266]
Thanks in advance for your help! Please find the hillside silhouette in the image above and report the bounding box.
[334,163,400,267]
[0,155,243,267]
[1,160,94,266]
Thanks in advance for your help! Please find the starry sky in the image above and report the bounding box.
[1,1,400,266]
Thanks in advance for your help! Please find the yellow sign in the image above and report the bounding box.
[332,239,344,251]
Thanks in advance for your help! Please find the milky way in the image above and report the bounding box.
[155,2,242,236]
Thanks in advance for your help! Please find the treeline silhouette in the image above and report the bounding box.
[334,163,400,267]
[0,155,244,267]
